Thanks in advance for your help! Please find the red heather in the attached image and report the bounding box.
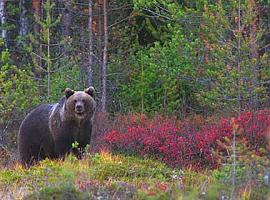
[99,110,270,169]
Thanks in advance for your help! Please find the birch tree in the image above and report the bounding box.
[0,0,6,44]
[88,0,93,86]
[101,0,108,112]
[19,0,28,36]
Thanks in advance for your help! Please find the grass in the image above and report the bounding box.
[1,150,269,199]
[0,151,188,199]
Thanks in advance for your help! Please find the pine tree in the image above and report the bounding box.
[197,0,269,112]
[25,0,61,98]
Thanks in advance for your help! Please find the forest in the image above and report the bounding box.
[1,0,270,199]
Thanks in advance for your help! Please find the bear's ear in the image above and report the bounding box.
[84,86,95,97]
[65,88,75,99]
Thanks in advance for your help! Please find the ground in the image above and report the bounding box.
[0,150,270,199]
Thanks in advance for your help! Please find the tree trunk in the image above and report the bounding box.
[47,24,51,97]
[0,0,7,44]
[62,0,71,37]
[32,0,39,32]
[20,0,28,36]
[101,0,108,112]
[98,0,103,103]
[249,0,259,110]
[88,0,93,86]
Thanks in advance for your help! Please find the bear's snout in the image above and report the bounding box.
[75,103,84,113]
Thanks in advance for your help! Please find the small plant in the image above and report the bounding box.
[72,141,80,149]
[25,185,91,200]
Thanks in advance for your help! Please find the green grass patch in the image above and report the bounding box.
[0,152,185,199]
[2,152,267,199]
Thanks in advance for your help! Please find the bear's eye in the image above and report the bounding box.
[82,99,86,103]
[74,100,77,103]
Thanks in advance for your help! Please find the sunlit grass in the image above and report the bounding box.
[0,152,186,199]
[1,151,269,199]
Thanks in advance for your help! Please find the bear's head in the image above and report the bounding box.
[64,87,96,122]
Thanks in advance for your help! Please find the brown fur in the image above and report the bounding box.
[18,87,95,166]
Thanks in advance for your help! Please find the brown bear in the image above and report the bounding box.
[18,87,96,166]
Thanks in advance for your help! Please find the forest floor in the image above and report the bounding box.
[1,110,270,199]
[0,151,187,200]
[0,149,269,200]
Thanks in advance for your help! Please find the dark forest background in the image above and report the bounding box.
[0,0,270,150]
[1,1,270,199]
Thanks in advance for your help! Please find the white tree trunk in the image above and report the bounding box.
[20,0,28,36]
[0,0,7,42]
[88,0,93,86]
[101,0,107,112]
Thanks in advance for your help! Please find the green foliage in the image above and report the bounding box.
[133,0,157,10]
[0,153,184,199]
[24,0,63,99]
[133,0,176,11]
[36,0,61,30]
[46,64,84,102]
[118,2,201,116]
[26,185,91,200]
[196,0,270,111]
[86,153,180,182]
[0,45,40,123]
[212,139,270,199]
[1,149,269,199]
[0,170,22,184]
[123,0,270,115]
[3,0,270,116]
[1,2,19,38]
[71,141,80,149]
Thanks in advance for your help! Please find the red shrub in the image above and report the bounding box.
[235,110,270,150]
[98,110,270,169]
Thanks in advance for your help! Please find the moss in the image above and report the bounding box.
[0,170,22,184]
[24,185,91,200]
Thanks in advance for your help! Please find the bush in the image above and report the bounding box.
[0,49,40,124]
[234,109,270,151]
[0,43,40,148]
[100,110,270,169]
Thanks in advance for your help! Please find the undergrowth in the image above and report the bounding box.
[100,110,270,170]
[1,110,270,199]
[1,151,268,199]
[0,152,195,199]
